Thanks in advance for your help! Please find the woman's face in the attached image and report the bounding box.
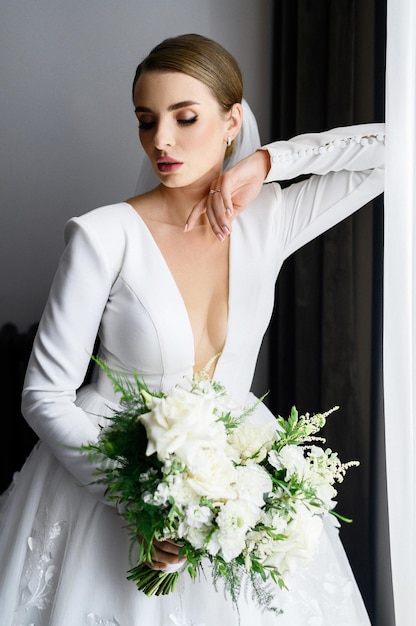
[133,71,236,189]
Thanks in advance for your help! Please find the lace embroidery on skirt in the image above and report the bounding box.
[16,508,67,614]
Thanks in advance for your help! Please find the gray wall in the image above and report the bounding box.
[0,0,273,330]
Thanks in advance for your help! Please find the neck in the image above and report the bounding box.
[155,182,211,227]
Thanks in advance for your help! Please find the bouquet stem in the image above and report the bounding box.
[128,563,181,596]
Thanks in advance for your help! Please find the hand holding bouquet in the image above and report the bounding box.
[81,359,358,612]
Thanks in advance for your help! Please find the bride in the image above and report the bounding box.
[0,33,384,625]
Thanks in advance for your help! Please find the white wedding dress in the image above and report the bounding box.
[0,125,384,625]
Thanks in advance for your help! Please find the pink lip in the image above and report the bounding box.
[156,156,183,173]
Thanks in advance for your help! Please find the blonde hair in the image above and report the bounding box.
[132,34,243,158]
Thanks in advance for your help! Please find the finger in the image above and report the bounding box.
[185,183,233,239]
[207,176,234,217]
[146,553,178,569]
[145,559,168,571]
[207,190,234,239]
[216,180,234,218]
[145,558,182,571]
[205,205,230,242]
[146,543,186,570]
[184,198,207,232]
[211,167,238,217]
[185,195,230,241]
[153,539,182,555]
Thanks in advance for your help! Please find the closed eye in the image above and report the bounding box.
[138,116,198,131]
[138,120,155,130]
[178,116,198,125]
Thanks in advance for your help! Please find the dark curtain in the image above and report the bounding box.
[268,1,387,623]
[0,323,39,493]
[0,324,98,493]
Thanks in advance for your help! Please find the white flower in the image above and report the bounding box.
[300,446,339,510]
[180,524,211,550]
[184,504,213,529]
[176,503,213,549]
[228,421,277,463]
[245,510,289,562]
[306,446,339,480]
[314,483,337,511]
[259,509,288,535]
[152,482,170,505]
[268,445,307,480]
[165,473,197,508]
[185,446,238,500]
[190,379,241,416]
[262,505,323,575]
[208,499,261,561]
[140,387,226,461]
[234,463,273,507]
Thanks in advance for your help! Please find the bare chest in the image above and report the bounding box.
[145,222,230,372]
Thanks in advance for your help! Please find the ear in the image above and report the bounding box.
[225,102,243,141]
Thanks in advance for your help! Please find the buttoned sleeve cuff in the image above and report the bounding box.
[262,123,385,182]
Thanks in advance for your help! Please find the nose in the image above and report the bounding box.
[153,118,175,150]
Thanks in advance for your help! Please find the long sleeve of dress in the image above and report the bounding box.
[261,123,385,258]
[21,218,120,501]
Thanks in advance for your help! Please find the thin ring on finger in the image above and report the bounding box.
[209,188,233,217]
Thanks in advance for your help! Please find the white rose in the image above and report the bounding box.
[234,463,273,507]
[140,387,226,461]
[228,421,277,462]
[185,446,238,500]
[263,506,323,575]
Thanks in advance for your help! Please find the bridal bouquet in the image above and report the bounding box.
[81,359,358,612]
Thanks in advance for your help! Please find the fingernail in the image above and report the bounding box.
[183,223,189,233]
[216,232,225,242]
[225,208,233,217]
[222,226,231,236]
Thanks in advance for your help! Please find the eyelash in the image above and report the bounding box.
[138,116,198,130]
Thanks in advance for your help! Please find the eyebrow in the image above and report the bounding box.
[134,100,201,113]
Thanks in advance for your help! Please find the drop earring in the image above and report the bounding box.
[227,136,232,147]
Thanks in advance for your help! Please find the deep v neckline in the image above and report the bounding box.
[124,202,232,378]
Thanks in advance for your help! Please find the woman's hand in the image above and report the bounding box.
[145,538,186,571]
[185,149,271,241]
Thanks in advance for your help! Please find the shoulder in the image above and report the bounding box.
[63,203,139,272]
[64,202,138,247]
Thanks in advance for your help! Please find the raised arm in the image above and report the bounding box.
[186,124,385,241]
[267,124,385,255]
